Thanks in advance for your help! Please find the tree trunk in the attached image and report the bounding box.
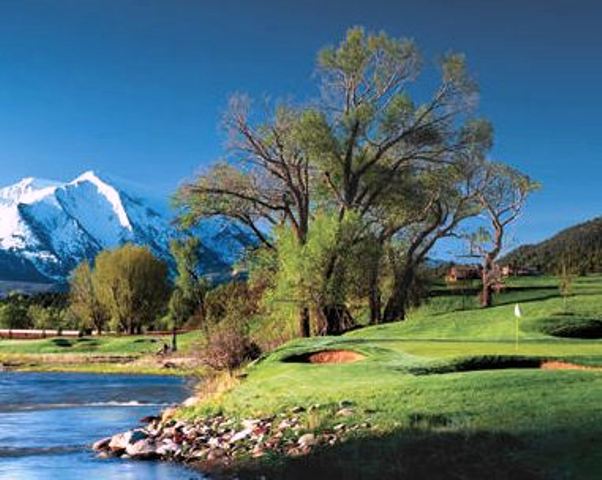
[171,327,178,352]
[369,285,382,325]
[481,268,493,308]
[321,304,355,335]
[367,257,382,325]
[383,266,414,323]
[299,307,311,338]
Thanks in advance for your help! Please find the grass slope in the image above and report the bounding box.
[183,275,602,479]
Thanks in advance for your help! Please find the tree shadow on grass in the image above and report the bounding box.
[51,338,72,348]
[228,430,544,480]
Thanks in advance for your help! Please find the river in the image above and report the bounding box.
[0,372,204,479]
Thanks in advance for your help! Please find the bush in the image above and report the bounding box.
[0,294,32,329]
[204,281,258,325]
[198,319,261,374]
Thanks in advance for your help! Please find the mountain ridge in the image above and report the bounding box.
[501,216,602,274]
[0,171,252,283]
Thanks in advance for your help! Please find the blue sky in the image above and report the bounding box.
[0,0,600,249]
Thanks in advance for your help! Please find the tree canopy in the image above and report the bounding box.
[175,27,537,336]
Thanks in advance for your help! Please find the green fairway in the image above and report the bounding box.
[182,275,602,479]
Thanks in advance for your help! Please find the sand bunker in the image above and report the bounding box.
[283,349,366,364]
[540,361,602,372]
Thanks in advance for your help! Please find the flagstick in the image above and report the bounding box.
[514,303,522,352]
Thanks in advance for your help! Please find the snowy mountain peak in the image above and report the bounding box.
[0,171,254,283]
[68,170,132,231]
[0,177,63,206]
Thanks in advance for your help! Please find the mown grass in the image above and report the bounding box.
[0,331,204,374]
[181,274,602,479]
[0,330,203,354]
[8,359,191,376]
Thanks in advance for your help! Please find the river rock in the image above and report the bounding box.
[242,418,260,429]
[140,415,161,424]
[108,429,147,452]
[230,427,252,443]
[206,448,225,461]
[126,438,157,459]
[297,433,316,447]
[336,407,354,417]
[108,432,130,452]
[92,436,111,451]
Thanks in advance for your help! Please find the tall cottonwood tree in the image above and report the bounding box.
[295,28,491,328]
[176,26,533,335]
[373,123,494,322]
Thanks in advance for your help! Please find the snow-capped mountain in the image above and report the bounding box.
[0,171,254,283]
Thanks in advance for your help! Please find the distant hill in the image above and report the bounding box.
[502,217,602,274]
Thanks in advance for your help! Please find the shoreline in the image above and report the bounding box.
[92,400,368,479]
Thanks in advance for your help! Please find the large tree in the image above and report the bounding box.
[69,262,109,335]
[376,131,493,323]
[94,244,170,334]
[296,28,490,329]
[176,26,528,336]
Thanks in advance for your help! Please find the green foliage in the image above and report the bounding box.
[28,304,67,331]
[204,281,257,326]
[0,291,71,330]
[69,261,109,333]
[0,293,32,329]
[168,237,209,330]
[91,244,170,334]
[197,279,262,373]
[263,212,360,333]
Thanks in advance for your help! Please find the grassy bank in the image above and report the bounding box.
[0,331,203,375]
[180,275,602,479]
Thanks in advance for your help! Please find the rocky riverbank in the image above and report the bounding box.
[92,399,368,475]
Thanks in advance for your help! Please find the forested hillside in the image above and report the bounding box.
[502,217,602,274]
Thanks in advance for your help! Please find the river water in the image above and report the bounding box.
[0,372,204,479]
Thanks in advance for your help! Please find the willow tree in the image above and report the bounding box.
[69,261,109,334]
[94,244,170,334]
